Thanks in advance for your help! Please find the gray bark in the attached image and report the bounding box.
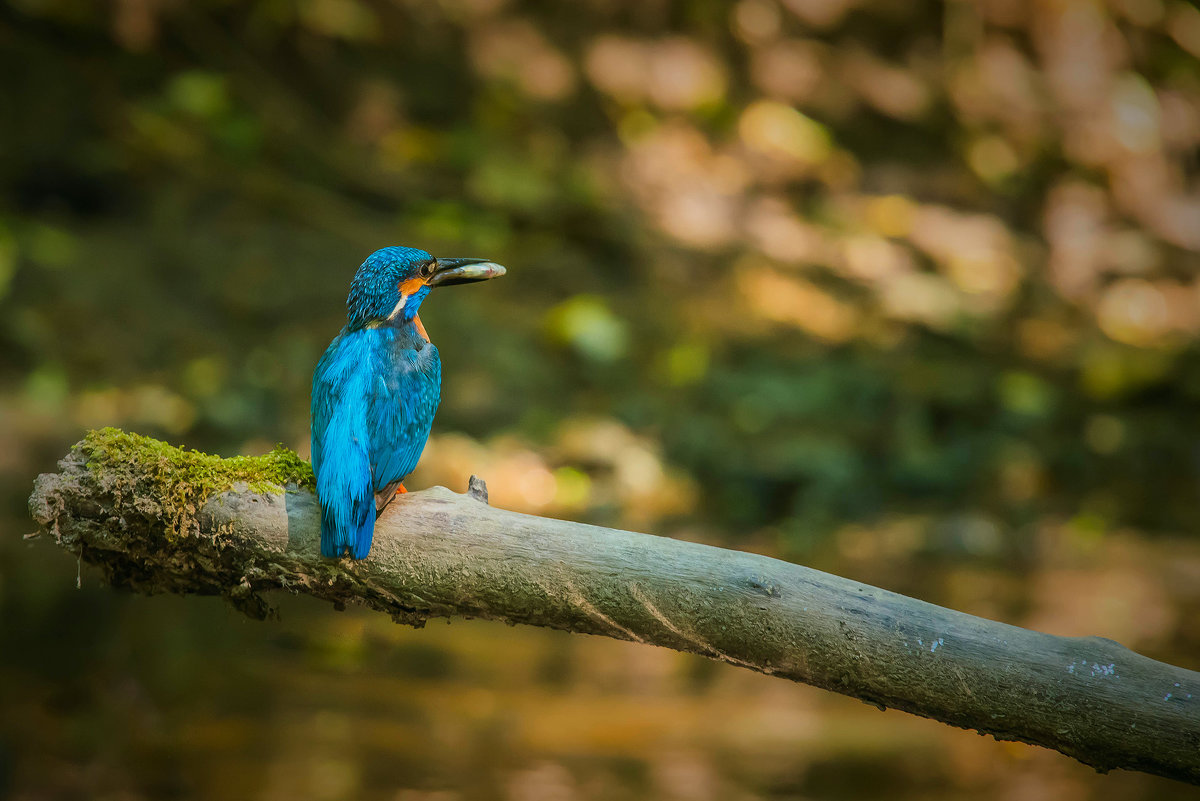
[27,440,1200,786]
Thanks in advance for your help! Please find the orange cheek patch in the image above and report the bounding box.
[398,277,426,297]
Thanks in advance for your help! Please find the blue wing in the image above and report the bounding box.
[311,326,440,559]
[367,341,441,495]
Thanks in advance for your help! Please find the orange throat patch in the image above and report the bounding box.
[412,314,429,342]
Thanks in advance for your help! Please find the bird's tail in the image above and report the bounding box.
[315,428,376,559]
[351,502,375,559]
[319,499,376,559]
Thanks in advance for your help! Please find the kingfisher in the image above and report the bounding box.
[311,246,505,559]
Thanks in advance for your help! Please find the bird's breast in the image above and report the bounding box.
[383,327,440,384]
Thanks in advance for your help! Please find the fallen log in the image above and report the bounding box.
[26,429,1200,785]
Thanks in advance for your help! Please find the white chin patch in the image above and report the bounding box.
[387,297,408,320]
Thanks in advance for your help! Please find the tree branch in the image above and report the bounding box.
[27,432,1200,786]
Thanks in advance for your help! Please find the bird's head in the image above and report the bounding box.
[346,246,506,329]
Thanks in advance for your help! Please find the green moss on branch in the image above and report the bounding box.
[79,427,314,539]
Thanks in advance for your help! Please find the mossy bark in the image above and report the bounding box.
[27,432,1200,786]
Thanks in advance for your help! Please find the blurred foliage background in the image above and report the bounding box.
[2,0,1199,798]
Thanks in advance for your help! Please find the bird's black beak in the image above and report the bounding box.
[429,258,506,287]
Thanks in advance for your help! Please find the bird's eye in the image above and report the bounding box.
[420,261,436,278]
